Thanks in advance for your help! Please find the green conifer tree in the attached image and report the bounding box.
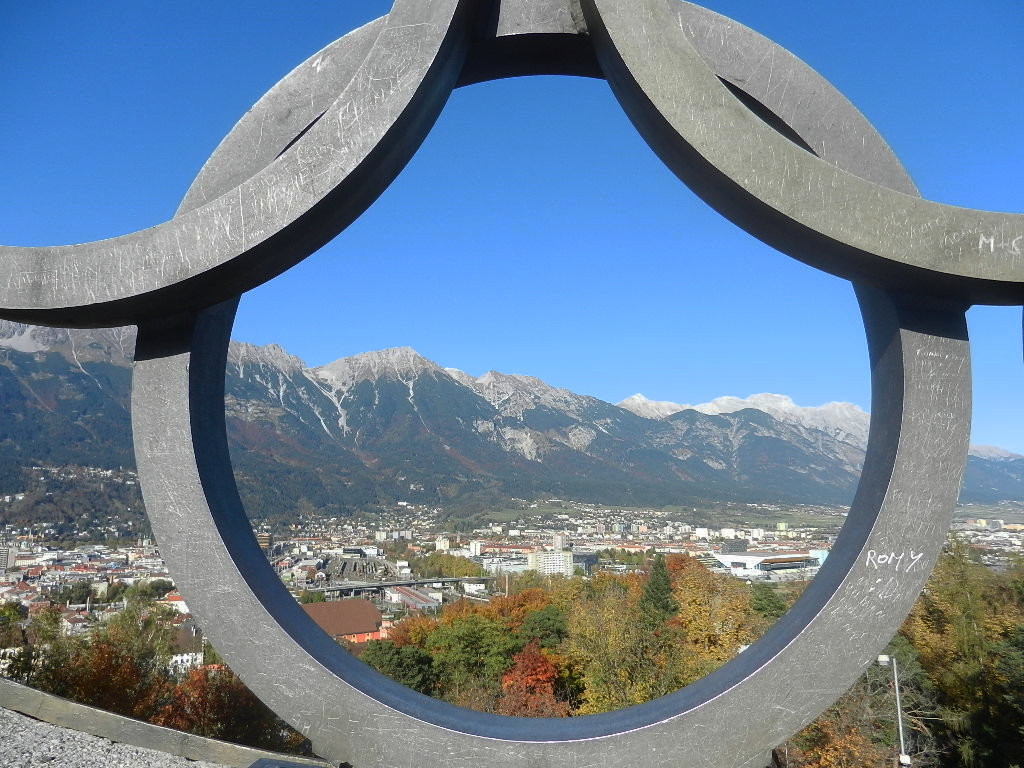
[638,553,678,623]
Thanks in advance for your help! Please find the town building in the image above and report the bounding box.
[711,551,820,579]
[526,549,574,577]
[0,543,14,571]
[168,618,205,675]
[301,599,386,645]
[483,556,530,575]
[384,585,441,613]
[158,590,190,615]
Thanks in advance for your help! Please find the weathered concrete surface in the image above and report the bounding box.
[0,707,230,768]
[0,678,329,768]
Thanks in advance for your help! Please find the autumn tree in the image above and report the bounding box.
[12,601,175,720]
[671,556,757,669]
[5,598,313,754]
[788,716,889,768]
[565,575,695,713]
[152,666,286,750]
[495,639,569,717]
[426,614,521,708]
[481,588,551,631]
[387,613,439,649]
[66,600,176,719]
[901,535,1024,766]
[427,590,554,636]
[67,636,171,719]
[785,636,941,768]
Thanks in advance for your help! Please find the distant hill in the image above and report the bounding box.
[0,321,1021,530]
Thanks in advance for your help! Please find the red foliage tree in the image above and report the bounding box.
[152,666,284,750]
[67,639,171,720]
[495,639,570,718]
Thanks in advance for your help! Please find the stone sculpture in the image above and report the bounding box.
[2,1,1021,766]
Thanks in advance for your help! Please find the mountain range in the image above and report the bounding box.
[0,321,1021,528]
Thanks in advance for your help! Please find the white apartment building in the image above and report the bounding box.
[527,549,574,577]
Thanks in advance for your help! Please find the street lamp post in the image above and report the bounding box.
[877,654,911,766]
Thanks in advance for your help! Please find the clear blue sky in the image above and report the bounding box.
[2,2,1021,450]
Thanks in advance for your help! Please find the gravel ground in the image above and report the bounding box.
[0,708,230,768]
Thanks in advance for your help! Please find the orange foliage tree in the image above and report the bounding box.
[387,613,439,648]
[18,602,174,721]
[65,637,172,720]
[152,666,287,750]
[787,716,889,768]
[495,639,570,717]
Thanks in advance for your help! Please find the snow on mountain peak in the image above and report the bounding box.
[444,367,477,387]
[0,321,50,353]
[684,393,871,448]
[618,394,685,420]
[315,347,441,392]
[968,445,1024,460]
[620,391,871,448]
[470,370,589,419]
[228,341,306,373]
[476,370,548,390]
[691,393,799,414]
[0,321,136,362]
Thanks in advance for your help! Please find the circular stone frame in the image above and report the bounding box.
[3,1,1021,767]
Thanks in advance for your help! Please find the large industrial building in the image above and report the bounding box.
[711,551,820,579]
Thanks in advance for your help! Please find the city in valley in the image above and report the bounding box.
[2,487,1024,765]
[2,494,1022,664]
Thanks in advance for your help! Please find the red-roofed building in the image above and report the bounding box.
[60,609,89,636]
[158,590,190,615]
[301,600,385,645]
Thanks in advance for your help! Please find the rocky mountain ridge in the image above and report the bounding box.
[620,392,871,450]
[0,321,1021,523]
